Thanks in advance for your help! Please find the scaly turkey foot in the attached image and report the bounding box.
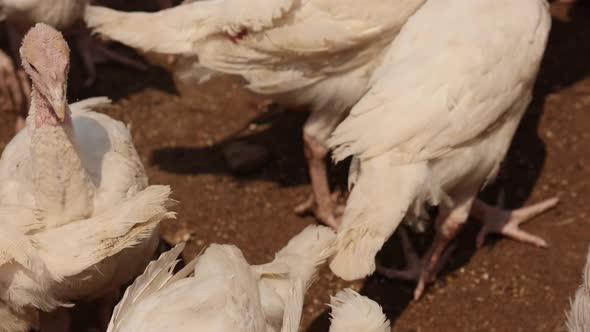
[414,236,458,300]
[294,191,344,229]
[376,228,423,282]
[473,197,559,248]
[77,30,148,87]
[377,227,455,295]
[296,132,345,229]
[413,200,474,300]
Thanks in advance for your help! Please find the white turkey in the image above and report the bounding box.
[327,0,558,300]
[84,0,428,229]
[0,0,146,132]
[106,225,335,332]
[0,23,175,332]
[566,245,590,332]
[328,289,390,332]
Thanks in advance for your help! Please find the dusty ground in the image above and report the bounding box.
[1,1,589,331]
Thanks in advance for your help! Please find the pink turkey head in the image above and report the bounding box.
[20,23,70,122]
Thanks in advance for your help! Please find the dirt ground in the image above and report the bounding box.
[1,1,589,331]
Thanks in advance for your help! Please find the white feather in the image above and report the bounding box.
[329,0,551,280]
[108,243,186,332]
[85,0,426,144]
[329,289,390,332]
[330,288,391,332]
[105,225,335,331]
[0,96,174,326]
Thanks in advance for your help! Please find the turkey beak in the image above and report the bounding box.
[49,88,66,122]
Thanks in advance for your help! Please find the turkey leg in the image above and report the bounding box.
[379,195,558,300]
[294,132,344,229]
[472,196,559,248]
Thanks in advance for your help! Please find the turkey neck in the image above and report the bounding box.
[27,88,95,227]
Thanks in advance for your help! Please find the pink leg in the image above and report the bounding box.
[376,227,423,281]
[379,194,558,300]
[415,200,472,300]
[472,196,559,248]
[294,132,344,229]
[377,227,456,283]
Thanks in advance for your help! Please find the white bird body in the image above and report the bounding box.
[0,98,149,224]
[107,225,336,332]
[328,0,551,280]
[0,98,175,331]
[86,0,425,142]
[86,0,426,227]
[329,289,390,332]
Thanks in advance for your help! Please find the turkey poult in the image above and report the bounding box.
[328,0,558,300]
[84,0,428,229]
[566,246,590,332]
[0,0,146,132]
[106,225,335,332]
[0,23,175,332]
[328,289,390,332]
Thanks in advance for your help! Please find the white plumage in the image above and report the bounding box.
[567,246,590,332]
[84,0,427,228]
[0,97,175,331]
[106,225,335,332]
[328,0,554,296]
[0,24,175,331]
[328,289,390,332]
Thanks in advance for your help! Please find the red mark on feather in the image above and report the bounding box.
[226,28,249,43]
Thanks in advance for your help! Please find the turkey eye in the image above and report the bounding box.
[30,64,38,73]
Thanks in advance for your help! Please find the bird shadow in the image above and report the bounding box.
[70,0,179,101]
[150,104,350,189]
[306,3,590,331]
[498,1,590,209]
[67,44,177,103]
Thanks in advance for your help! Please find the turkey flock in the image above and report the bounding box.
[0,0,587,331]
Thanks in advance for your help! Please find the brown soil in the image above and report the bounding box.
[1,1,589,331]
